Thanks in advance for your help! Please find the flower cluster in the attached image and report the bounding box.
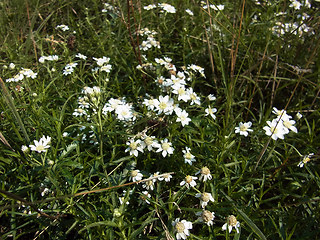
[263,107,298,140]
[93,56,112,73]
[6,68,38,82]
[63,62,78,75]
[39,55,59,63]
[143,3,176,14]
[138,28,160,51]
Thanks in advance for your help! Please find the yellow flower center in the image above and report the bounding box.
[175,222,185,233]
[202,210,213,222]
[130,142,138,150]
[201,167,210,175]
[36,145,45,152]
[185,152,192,159]
[239,124,247,131]
[185,175,193,183]
[162,142,170,150]
[144,137,153,145]
[201,192,210,202]
[131,170,138,177]
[228,215,238,226]
[159,102,167,110]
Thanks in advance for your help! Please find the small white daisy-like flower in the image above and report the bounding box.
[195,166,212,182]
[222,215,240,233]
[93,56,110,66]
[125,139,144,157]
[29,135,51,153]
[195,192,214,208]
[185,9,194,16]
[263,119,288,140]
[298,153,314,167]
[129,169,143,182]
[141,135,160,151]
[205,106,217,119]
[156,95,174,115]
[139,191,151,204]
[175,109,191,127]
[282,118,298,133]
[235,121,253,137]
[159,3,176,13]
[187,88,201,105]
[56,24,69,31]
[21,145,29,152]
[115,104,134,121]
[180,175,197,188]
[142,179,154,191]
[196,210,215,226]
[143,98,159,111]
[207,94,216,101]
[75,53,87,60]
[158,173,173,182]
[172,218,193,240]
[143,4,157,10]
[156,138,174,157]
[182,147,196,165]
[272,107,292,120]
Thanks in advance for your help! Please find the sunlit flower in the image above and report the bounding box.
[222,215,240,233]
[195,166,212,181]
[207,94,216,101]
[205,106,217,119]
[156,95,174,115]
[125,139,144,157]
[158,173,173,182]
[159,3,176,13]
[175,109,191,127]
[298,153,314,167]
[282,119,298,133]
[235,121,253,137]
[115,104,134,121]
[56,24,69,31]
[143,4,157,10]
[195,192,214,208]
[141,135,160,151]
[143,98,159,111]
[156,138,174,157]
[29,135,51,153]
[187,88,201,105]
[93,56,110,66]
[196,210,215,226]
[182,147,196,165]
[21,145,29,152]
[172,218,193,240]
[185,9,194,16]
[130,169,143,182]
[142,179,155,191]
[75,53,87,60]
[180,175,197,188]
[263,119,287,140]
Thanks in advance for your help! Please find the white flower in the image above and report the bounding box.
[56,24,69,31]
[125,139,144,157]
[187,88,201,105]
[130,169,143,182]
[100,64,112,72]
[222,215,240,233]
[103,98,124,113]
[205,106,217,119]
[29,135,51,153]
[195,192,214,208]
[207,94,216,101]
[143,4,157,10]
[158,173,173,182]
[289,0,302,9]
[185,9,194,16]
[196,210,215,226]
[156,138,174,157]
[159,3,176,13]
[75,53,87,60]
[172,218,193,240]
[263,119,287,140]
[175,109,191,127]
[180,175,197,188]
[9,63,15,69]
[156,95,174,115]
[141,135,160,151]
[142,179,154,191]
[139,191,151,204]
[93,56,110,66]
[195,166,212,182]
[282,119,298,133]
[143,98,159,111]
[115,104,134,121]
[298,153,314,167]
[182,147,196,165]
[272,107,292,120]
[235,121,253,137]
[21,145,29,152]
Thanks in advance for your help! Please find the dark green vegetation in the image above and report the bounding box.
[0,0,319,239]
